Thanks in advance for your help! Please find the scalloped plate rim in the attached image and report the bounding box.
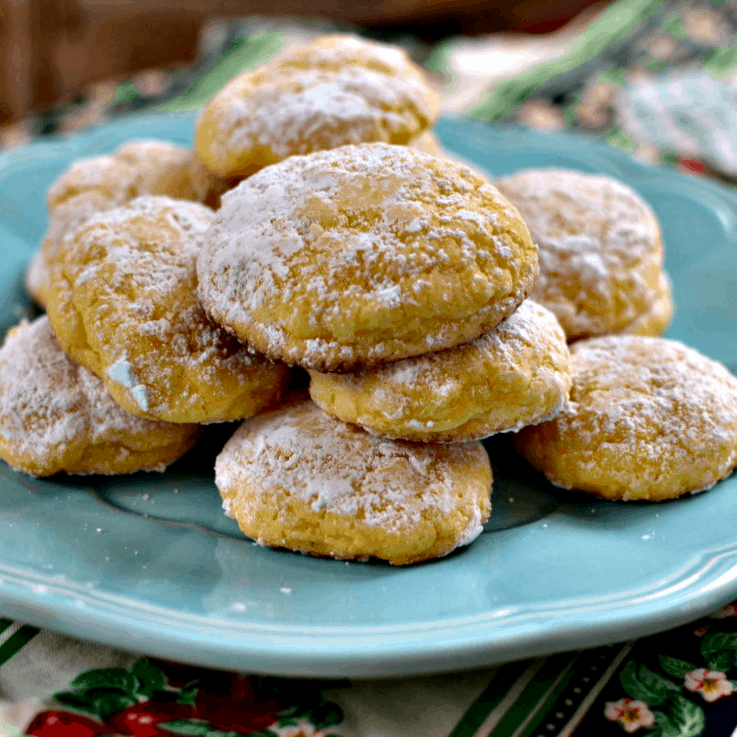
[0,113,736,677]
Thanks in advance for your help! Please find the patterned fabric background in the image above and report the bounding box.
[2,0,737,187]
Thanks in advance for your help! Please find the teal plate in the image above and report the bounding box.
[0,114,736,678]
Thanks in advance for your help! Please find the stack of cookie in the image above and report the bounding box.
[4,34,510,567]
[198,140,577,565]
[4,33,737,568]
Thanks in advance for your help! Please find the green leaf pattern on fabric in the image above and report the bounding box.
[131,657,168,697]
[36,658,345,736]
[610,630,737,735]
[700,632,737,670]
[177,683,201,705]
[659,656,697,680]
[653,695,706,737]
[52,691,99,716]
[155,720,213,735]
[53,658,170,719]
[621,662,680,706]
[69,667,138,694]
[91,692,137,720]
[163,725,273,737]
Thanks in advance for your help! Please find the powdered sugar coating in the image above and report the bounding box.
[46,155,132,212]
[27,140,218,308]
[47,196,290,424]
[513,335,737,500]
[25,248,52,308]
[0,317,199,476]
[27,190,118,308]
[198,143,537,372]
[275,33,427,76]
[621,269,673,338]
[496,168,669,341]
[112,140,216,204]
[194,34,440,179]
[47,140,215,212]
[309,300,571,442]
[215,400,492,565]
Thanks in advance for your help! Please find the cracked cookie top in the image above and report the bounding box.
[198,143,538,372]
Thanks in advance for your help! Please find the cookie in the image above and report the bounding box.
[112,140,216,204]
[408,130,445,157]
[495,168,671,341]
[513,335,737,501]
[46,196,290,424]
[25,140,218,308]
[621,270,673,337]
[197,143,538,372]
[309,300,571,442]
[215,400,492,565]
[26,190,115,308]
[0,317,200,477]
[193,33,440,179]
[25,248,53,310]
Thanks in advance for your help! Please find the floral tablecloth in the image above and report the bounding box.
[2,0,737,734]
[4,605,737,736]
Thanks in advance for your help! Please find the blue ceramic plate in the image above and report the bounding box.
[0,114,736,678]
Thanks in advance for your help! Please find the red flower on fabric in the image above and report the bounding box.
[195,674,281,734]
[25,710,111,736]
[104,701,197,737]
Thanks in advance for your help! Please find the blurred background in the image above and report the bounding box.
[1,0,736,184]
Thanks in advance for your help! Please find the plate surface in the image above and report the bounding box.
[0,114,736,678]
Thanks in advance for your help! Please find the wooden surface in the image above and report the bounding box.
[0,0,605,125]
